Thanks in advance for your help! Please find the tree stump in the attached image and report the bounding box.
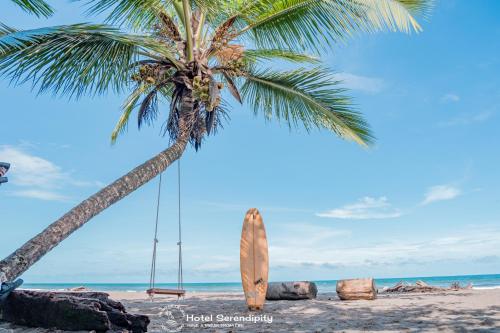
[336,278,377,300]
[0,290,149,332]
[266,281,318,300]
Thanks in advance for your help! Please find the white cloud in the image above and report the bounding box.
[316,196,402,220]
[439,111,494,127]
[0,145,66,188]
[422,185,461,205]
[441,93,460,103]
[10,189,70,202]
[0,145,101,201]
[335,73,384,94]
[269,225,500,270]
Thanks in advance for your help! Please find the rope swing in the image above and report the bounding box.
[147,160,185,298]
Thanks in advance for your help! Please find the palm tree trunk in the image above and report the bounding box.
[0,129,190,284]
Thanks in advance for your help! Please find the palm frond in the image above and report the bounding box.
[78,0,171,30]
[157,11,182,41]
[191,0,236,25]
[234,0,432,52]
[111,83,150,143]
[392,0,434,16]
[111,82,174,143]
[157,83,174,100]
[241,66,373,146]
[0,24,178,98]
[243,49,319,64]
[222,72,242,103]
[358,0,433,33]
[11,0,54,18]
[137,86,160,128]
[0,24,16,39]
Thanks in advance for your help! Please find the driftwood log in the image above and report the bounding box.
[336,278,377,300]
[0,290,149,332]
[382,280,473,293]
[266,281,318,300]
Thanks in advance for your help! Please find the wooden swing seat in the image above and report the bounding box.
[146,288,185,296]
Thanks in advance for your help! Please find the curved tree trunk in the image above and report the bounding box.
[0,132,189,284]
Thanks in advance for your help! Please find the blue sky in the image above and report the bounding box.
[1,1,500,283]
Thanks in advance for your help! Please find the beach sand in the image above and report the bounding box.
[1,289,500,332]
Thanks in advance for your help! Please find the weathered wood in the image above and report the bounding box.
[382,280,473,293]
[266,281,317,300]
[0,290,149,332]
[146,288,185,296]
[336,278,377,300]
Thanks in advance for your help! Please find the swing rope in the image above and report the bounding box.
[177,159,184,290]
[148,159,184,298]
[148,173,162,292]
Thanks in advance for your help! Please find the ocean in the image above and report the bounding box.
[21,274,500,293]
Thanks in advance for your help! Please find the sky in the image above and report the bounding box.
[1,1,500,284]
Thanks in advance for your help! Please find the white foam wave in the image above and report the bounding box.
[473,286,500,290]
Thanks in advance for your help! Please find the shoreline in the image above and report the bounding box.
[17,284,500,294]
[18,273,500,294]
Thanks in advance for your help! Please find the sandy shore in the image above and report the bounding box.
[1,289,500,332]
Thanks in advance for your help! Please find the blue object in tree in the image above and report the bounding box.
[0,162,10,185]
[0,279,23,302]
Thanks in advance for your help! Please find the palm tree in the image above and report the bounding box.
[0,0,431,285]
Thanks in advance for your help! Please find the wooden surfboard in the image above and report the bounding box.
[240,208,269,311]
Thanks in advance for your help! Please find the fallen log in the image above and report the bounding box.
[336,278,377,300]
[0,290,149,332]
[382,281,473,293]
[266,281,318,300]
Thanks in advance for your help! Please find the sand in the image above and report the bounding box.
[1,289,500,332]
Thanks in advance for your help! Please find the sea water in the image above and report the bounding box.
[22,274,500,293]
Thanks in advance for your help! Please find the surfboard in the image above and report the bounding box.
[240,208,269,310]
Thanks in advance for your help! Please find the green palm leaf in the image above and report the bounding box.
[78,0,171,30]
[359,0,433,33]
[241,67,373,146]
[243,49,319,64]
[11,0,54,18]
[111,83,151,143]
[0,24,16,38]
[111,82,174,143]
[235,0,432,52]
[0,24,178,98]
